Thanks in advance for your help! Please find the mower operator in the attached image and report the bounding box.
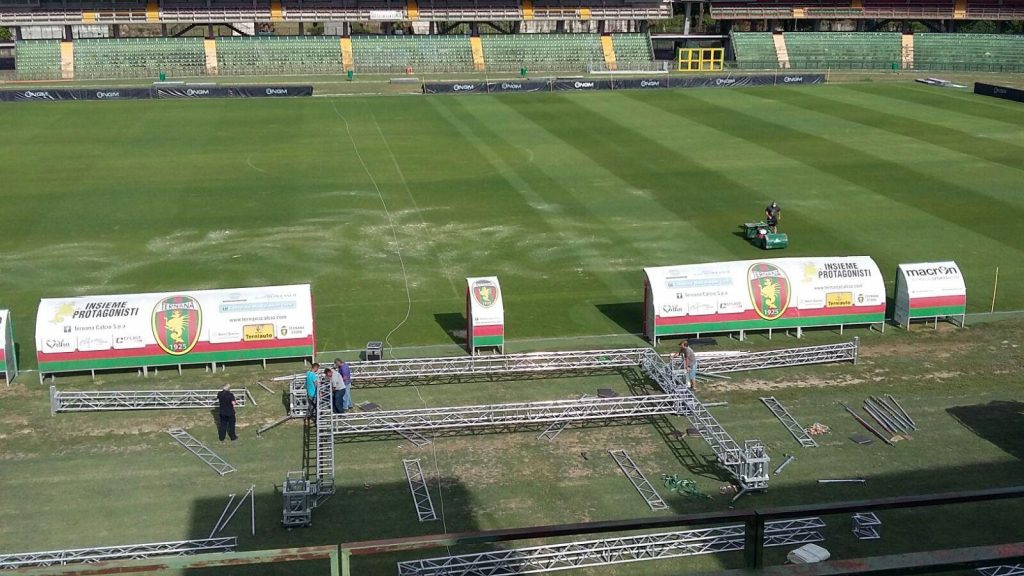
[765,201,781,233]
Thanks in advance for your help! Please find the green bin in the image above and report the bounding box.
[159,72,166,81]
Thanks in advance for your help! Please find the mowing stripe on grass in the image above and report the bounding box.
[845,83,1024,129]
[750,88,1024,173]
[672,89,1024,253]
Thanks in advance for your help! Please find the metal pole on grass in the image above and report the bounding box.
[991,266,999,313]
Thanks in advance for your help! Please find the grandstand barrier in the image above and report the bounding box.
[0,85,313,101]
[974,82,1024,104]
[423,73,824,94]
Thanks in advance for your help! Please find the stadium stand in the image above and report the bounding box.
[709,0,974,18]
[73,37,206,79]
[216,36,342,75]
[160,0,273,22]
[14,39,61,80]
[914,33,1024,72]
[966,0,1024,18]
[415,0,523,20]
[609,33,655,69]
[350,35,475,73]
[731,32,779,69]
[859,0,954,18]
[782,32,901,70]
[480,32,604,72]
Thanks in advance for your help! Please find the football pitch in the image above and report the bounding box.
[2,82,1023,359]
[1,81,1023,574]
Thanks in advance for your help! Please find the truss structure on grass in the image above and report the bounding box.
[695,339,859,376]
[403,459,438,522]
[640,352,769,491]
[0,537,237,570]
[167,428,236,476]
[608,449,667,511]
[396,517,825,575]
[51,386,248,414]
[296,341,853,521]
[332,395,684,437]
[760,396,818,448]
[978,566,1024,576]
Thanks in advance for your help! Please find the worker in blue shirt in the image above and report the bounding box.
[305,362,320,420]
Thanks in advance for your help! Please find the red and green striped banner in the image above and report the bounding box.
[908,295,966,318]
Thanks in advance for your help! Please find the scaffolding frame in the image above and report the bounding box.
[51,386,248,414]
[0,537,237,570]
[696,339,859,375]
[403,459,438,522]
[167,428,236,476]
[760,396,818,448]
[979,566,1024,576]
[296,342,856,521]
[396,517,825,575]
[331,395,684,437]
[608,449,668,511]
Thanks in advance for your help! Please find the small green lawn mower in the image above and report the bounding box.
[742,221,788,250]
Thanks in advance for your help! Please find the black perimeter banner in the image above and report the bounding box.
[0,85,314,102]
[423,74,825,94]
[974,82,1024,104]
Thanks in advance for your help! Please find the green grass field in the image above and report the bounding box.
[1,81,1023,574]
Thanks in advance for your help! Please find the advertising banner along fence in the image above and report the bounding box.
[643,257,885,343]
[894,261,966,329]
[0,86,313,102]
[423,74,825,94]
[36,285,315,379]
[1,310,16,385]
[466,277,504,355]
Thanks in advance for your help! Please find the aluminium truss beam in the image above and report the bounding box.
[640,351,769,490]
[51,386,248,414]
[696,339,859,375]
[314,378,336,503]
[403,459,438,522]
[167,428,236,476]
[609,449,667,511]
[760,397,817,448]
[979,566,1024,576]
[396,518,825,576]
[0,537,237,570]
[329,395,684,437]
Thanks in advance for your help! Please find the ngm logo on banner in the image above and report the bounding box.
[643,257,885,340]
[466,276,504,354]
[36,285,315,375]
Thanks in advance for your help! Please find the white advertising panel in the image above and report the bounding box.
[36,284,315,375]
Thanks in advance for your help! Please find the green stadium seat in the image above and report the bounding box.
[913,33,1024,73]
[73,37,206,79]
[610,33,655,70]
[217,36,343,76]
[732,32,779,69]
[480,33,604,73]
[350,35,474,74]
[15,40,62,81]
[781,32,901,70]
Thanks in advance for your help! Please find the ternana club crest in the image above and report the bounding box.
[152,295,203,355]
[747,263,790,321]
[472,280,499,309]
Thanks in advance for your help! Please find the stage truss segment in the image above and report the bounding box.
[978,566,1024,576]
[51,386,249,414]
[0,537,237,570]
[608,449,667,511]
[396,517,825,576]
[167,428,236,476]
[296,341,855,519]
[760,396,817,448]
[641,351,769,491]
[696,339,859,375]
[403,459,438,522]
[331,394,684,437]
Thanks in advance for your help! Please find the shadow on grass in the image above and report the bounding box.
[184,477,480,576]
[433,312,467,349]
[947,400,1024,461]
[594,302,643,335]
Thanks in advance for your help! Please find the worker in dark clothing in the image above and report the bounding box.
[765,201,781,233]
[217,384,238,441]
